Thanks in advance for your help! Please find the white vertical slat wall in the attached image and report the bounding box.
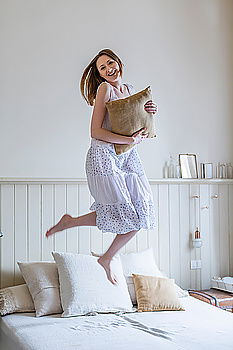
[0,178,233,290]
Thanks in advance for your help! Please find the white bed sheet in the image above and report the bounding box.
[1,296,233,350]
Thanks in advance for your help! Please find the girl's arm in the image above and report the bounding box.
[90,82,134,144]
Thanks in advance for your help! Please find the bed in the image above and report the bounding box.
[1,296,233,350]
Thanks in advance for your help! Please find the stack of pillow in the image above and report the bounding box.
[0,248,187,317]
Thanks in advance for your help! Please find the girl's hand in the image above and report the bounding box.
[144,100,158,114]
[131,128,149,144]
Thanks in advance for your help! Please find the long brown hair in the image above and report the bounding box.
[80,49,124,106]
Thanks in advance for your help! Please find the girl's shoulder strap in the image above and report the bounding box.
[104,81,114,99]
[124,83,134,95]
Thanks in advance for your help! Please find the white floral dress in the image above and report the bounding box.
[85,82,156,234]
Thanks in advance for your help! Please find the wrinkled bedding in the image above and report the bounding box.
[1,296,233,350]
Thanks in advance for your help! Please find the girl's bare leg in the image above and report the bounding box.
[98,230,138,284]
[46,212,138,285]
[45,212,96,237]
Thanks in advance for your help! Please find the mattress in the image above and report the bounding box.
[1,296,233,350]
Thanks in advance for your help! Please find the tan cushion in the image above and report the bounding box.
[18,261,62,317]
[132,274,185,312]
[0,284,35,316]
[105,86,156,155]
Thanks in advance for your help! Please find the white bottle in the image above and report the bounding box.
[163,161,169,178]
[168,156,175,178]
[222,163,227,178]
[176,164,181,178]
[227,163,233,179]
[219,163,223,178]
[216,162,221,178]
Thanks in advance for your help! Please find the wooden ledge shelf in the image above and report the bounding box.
[0,178,233,185]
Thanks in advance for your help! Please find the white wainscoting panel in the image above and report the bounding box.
[0,179,233,290]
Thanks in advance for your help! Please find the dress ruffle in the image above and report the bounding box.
[90,199,156,234]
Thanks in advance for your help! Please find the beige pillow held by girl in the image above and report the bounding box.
[106,86,156,155]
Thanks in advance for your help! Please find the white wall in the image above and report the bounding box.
[1,0,233,178]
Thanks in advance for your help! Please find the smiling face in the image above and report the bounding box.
[96,54,121,83]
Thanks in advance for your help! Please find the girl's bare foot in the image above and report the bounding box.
[91,251,101,257]
[45,214,72,238]
[97,256,117,285]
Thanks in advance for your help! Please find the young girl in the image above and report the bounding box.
[46,49,158,284]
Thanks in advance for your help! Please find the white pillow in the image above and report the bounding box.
[17,261,62,317]
[0,284,35,316]
[120,247,163,276]
[119,248,189,304]
[52,252,133,317]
